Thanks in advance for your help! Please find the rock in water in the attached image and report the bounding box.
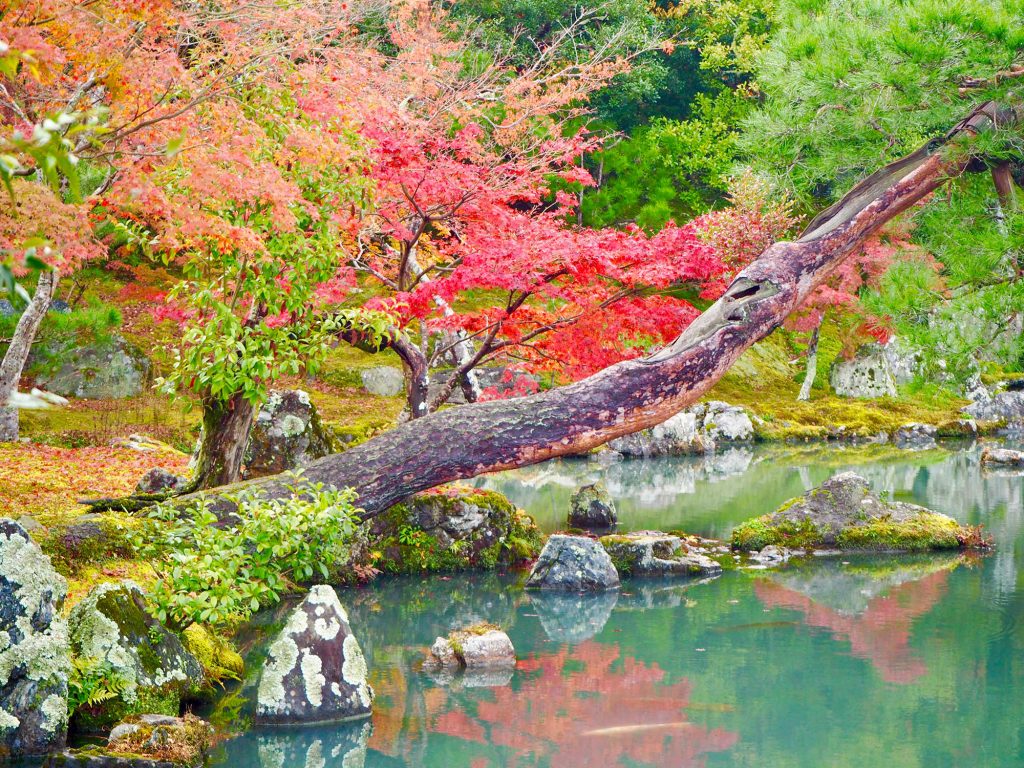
[731,472,974,552]
[600,531,722,578]
[256,585,373,724]
[892,423,938,451]
[0,519,71,757]
[608,411,709,457]
[34,335,150,400]
[965,392,1024,431]
[981,447,1024,467]
[525,535,619,591]
[699,401,755,442]
[829,342,898,399]
[426,626,515,670]
[242,389,336,479]
[568,482,617,529]
[68,582,203,731]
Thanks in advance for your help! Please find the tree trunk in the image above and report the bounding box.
[0,270,58,442]
[191,393,258,489]
[181,102,1016,518]
[797,321,822,402]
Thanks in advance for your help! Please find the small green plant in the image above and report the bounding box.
[68,655,131,715]
[132,477,361,630]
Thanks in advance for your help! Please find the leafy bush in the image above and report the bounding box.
[132,480,361,629]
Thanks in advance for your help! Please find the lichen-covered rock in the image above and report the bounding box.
[964,391,1024,431]
[600,531,722,578]
[698,401,755,442]
[425,626,515,671]
[525,535,619,592]
[105,713,212,767]
[255,585,373,724]
[608,411,709,457]
[980,447,1024,467]
[369,487,540,573]
[731,472,975,552]
[135,469,188,495]
[892,423,937,451]
[34,335,150,400]
[829,343,898,399]
[0,518,71,757]
[242,390,336,480]
[568,482,617,529]
[68,582,203,732]
[360,366,404,397]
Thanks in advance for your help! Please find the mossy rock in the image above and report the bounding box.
[41,513,136,576]
[731,472,977,553]
[67,582,204,733]
[180,624,244,688]
[368,487,541,574]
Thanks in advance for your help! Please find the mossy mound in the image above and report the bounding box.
[367,486,541,573]
[180,624,244,687]
[731,472,980,553]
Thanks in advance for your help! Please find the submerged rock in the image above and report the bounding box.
[0,519,71,757]
[731,472,975,552]
[34,335,150,400]
[568,482,617,530]
[242,389,336,480]
[600,531,722,578]
[980,447,1024,467]
[68,583,204,732]
[425,625,515,670]
[525,534,619,591]
[255,585,373,724]
[369,487,540,573]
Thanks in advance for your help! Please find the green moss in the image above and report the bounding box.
[731,516,822,551]
[41,514,138,576]
[835,513,963,551]
[74,683,180,734]
[180,624,244,685]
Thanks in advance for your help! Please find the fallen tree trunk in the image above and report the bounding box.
[184,102,1019,518]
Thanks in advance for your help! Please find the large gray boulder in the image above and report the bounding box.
[242,390,336,479]
[981,447,1024,467]
[830,343,898,399]
[35,335,150,400]
[360,366,404,397]
[256,585,373,724]
[964,391,1024,431]
[731,472,971,552]
[600,531,722,578]
[608,411,709,458]
[68,582,203,731]
[697,401,755,442]
[0,519,70,757]
[525,535,619,592]
[568,482,617,529]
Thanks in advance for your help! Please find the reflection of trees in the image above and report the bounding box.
[755,567,953,684]
[426,643,737,767]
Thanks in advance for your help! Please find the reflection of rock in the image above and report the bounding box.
[600,531,721,578]
[528,590,618,643]
[525,535,619,592]
[255,586,373,725]
[218,719,372,768]
[568,482,617,529]
[615,581,712,611]
[732,472,971,552]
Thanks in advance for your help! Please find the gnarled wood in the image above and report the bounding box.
[178,102,1020,518]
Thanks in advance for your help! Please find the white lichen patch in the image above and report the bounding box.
[341,635,373,708]
[300,651,325,708]
[307,585,348,624]
[257,634,300,713]
[39,694,68,733]
[0,707,21,731]
[305,738,326,768]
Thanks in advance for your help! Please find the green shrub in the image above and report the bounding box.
[131,480,360,630]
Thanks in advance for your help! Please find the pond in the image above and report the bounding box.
[212,440,1024,767]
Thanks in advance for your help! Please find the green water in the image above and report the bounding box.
[214,441,1024,767]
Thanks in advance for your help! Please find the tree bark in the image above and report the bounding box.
[0,269,58,442]
[191,393,258,489]
[797,321,821,402]
[183,102,1018,518]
